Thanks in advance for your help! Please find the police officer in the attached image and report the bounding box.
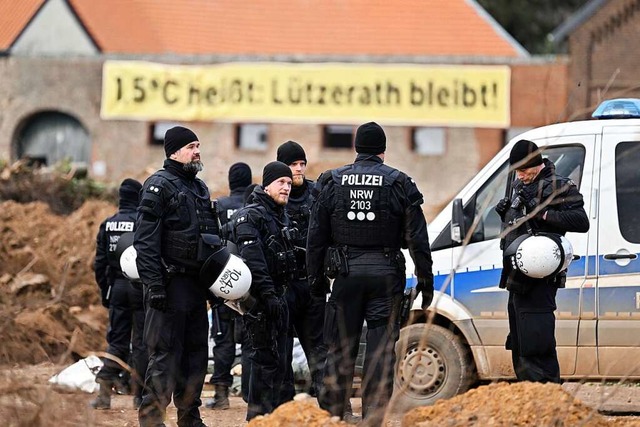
[91,178,147,410]
[307,122,434,423]
[276,141,326,401]
[206,162,252,410]
[495,139,589,383]
[232,161,299,420]
[135,126,219,427]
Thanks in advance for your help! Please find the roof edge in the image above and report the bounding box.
[100,52,566,65]
[63,0,101,52]
[465,0,530,58]
[549,0,609,44]
[6,0,48,52]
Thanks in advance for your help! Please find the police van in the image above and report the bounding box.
[394,98,640,409]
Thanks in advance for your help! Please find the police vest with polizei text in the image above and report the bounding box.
[105,211,137,269]
[330,163,402,248]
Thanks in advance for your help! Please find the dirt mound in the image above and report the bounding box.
[403,381,635,426]
[0,200,115,365]
[247,399,347,426]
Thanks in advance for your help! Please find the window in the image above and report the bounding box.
[150,122,181,146]
[412,127,445,156]
[616,142,640,243]
[323,125,353,149]
[431,144,586,251]
[236,124,268,151]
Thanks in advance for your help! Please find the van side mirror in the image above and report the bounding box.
[451,198,466,244]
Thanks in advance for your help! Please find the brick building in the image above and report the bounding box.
[0,0,569,216]
[551,0,640,120]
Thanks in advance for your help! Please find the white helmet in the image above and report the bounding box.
[120,246,140,281]
[201,247,252,301]
[507,233,574,279]
[115,232,140,282]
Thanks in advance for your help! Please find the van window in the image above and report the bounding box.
[431,144,586,251]
[616,142,640,243]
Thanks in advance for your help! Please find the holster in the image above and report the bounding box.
[399,287,417,326]
[324,246,349,279]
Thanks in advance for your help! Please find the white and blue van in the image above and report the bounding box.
[394,98,640,409]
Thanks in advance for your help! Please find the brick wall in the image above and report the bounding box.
[567,0,640,119]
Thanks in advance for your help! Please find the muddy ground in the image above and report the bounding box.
[1,197,640,426]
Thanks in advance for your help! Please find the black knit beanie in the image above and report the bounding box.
[164,126,198,157]
[355,122,386,155]
[262,161,293,187]
[119,178,142,204]
[509,139,543,169]
[277,140,307,165]
[228,162,252,190]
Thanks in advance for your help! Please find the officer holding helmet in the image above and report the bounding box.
[495,139,589,383]
[91,178,147,410]
[231,161,302,420]
[307,122,433,424]
[135,126,219,427]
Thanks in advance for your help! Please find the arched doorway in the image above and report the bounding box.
[15,111,90,167]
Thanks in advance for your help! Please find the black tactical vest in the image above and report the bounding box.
[156,170,219,269]
[330,162,402,248]
[286,180,314,247]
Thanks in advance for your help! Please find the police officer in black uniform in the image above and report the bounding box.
[307,122,434,423]
[135,126,219,427]
[206,162,252,410]
[495,139,589,383]
[91,178,147,410]
[275,141,326,401]
[232,161,300,420]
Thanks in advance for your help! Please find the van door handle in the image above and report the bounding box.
[603,253,638,260]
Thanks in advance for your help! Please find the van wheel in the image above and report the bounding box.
[393,323,475,411]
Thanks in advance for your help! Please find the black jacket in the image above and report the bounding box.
[134,159,216,289]
[500,159,589,289]
[232,186,292,302]
[94,198,137,294]
[307,154,433,284]
[286,178,314,248]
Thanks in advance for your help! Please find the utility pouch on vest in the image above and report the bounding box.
[324,246,348,279]
[197,233,222,263]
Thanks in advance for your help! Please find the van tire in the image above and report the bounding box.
[392,323,475,412]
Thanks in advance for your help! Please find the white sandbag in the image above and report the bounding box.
[48,355,103,394]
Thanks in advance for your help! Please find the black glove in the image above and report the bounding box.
[264,295,282,321]
[100,285,111,308]
[309,276,330,298]
[416,277,434,310]
[495,197,510,219]
[148,285,168,312]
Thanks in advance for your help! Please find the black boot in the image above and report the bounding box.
[90,379,111,409]
[205,385,230,410]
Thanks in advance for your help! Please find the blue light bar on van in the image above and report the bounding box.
[592,98,640,119]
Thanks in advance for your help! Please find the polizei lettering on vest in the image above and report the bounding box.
[105,221,135,232]
[341,174,383,186]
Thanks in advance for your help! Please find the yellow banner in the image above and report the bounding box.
[101,61,510,127]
